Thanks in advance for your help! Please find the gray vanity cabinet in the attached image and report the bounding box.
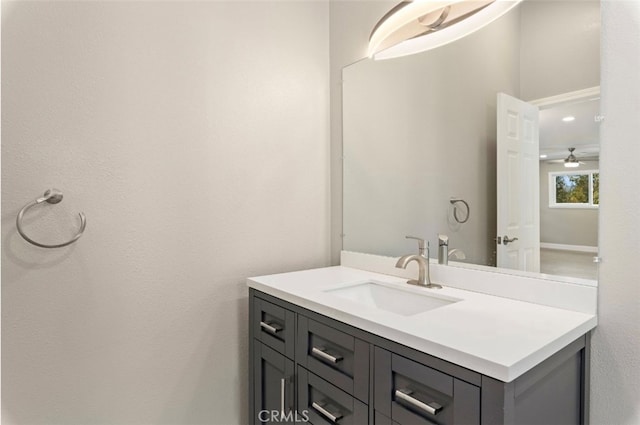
[249,289,590,425]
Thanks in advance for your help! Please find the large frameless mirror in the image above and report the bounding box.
[342,0,600,284]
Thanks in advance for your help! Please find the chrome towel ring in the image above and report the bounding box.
[16,189,86,248]
[450,198,470,224]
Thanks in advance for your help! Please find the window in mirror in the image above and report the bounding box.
[549,170,599,208]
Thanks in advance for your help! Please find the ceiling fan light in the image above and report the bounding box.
[563,147,580,167]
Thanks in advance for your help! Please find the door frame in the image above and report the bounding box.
[529,86,600,110]
[530,85,601,273]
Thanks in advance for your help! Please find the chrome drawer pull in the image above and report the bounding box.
[395,389,443,416]
[312,401,342,423]
[311,347,343,363]
[260,321,282,335]
[280,377,287,417]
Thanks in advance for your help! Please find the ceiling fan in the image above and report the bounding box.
[546,147,588,167]
[563,147,581,168]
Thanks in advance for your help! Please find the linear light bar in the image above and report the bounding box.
[369,0,523,60]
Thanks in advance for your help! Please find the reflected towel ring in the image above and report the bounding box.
[450,198,470,224]
[16,189,87,248]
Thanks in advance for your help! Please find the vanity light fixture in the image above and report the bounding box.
[562,116,576,122]
[368,0,523,60]
[564,147,580,168]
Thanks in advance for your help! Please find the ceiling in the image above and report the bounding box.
[538,97,600,161]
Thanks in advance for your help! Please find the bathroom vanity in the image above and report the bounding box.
[247,256,596,425]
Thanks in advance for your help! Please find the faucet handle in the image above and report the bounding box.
[405,235,429,256]
[438,234,449,246]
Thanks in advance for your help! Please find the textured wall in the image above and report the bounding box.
[1,2,329,424]
[590,1,640,423]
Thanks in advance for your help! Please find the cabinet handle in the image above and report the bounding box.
[312,401,343,423]
[260,321,282,335]
[395,389,443,416]
[280,377,286,418]
[311,347,343,363]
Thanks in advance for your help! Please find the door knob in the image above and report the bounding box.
[503,236,519,245]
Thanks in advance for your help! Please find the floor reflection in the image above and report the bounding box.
[540,248,598,280]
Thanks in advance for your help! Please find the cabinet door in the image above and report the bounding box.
[254,342,295,424]
[375,347,479,425]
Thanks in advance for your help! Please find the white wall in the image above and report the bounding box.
[591,1,640,423]
[1,2,329,424]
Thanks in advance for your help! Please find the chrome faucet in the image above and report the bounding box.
[438,234,466,265]
[438,234,449,265]
[448,249,466,261]
[395,236,442,289]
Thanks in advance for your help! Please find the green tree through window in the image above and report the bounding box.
[555,175,589,203]
[550,171,599,207]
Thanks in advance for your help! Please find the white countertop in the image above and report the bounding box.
[248,266,597,382]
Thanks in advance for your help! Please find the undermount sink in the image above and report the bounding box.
[324,281,459,316]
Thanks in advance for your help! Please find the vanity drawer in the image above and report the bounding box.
[297,366,368,425]
[253,296,295,359]
[374,347,479,425]
[297,316,369,402]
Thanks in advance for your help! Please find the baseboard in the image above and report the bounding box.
[540,243,598,253]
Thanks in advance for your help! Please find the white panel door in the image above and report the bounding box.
[496,93,540,272]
